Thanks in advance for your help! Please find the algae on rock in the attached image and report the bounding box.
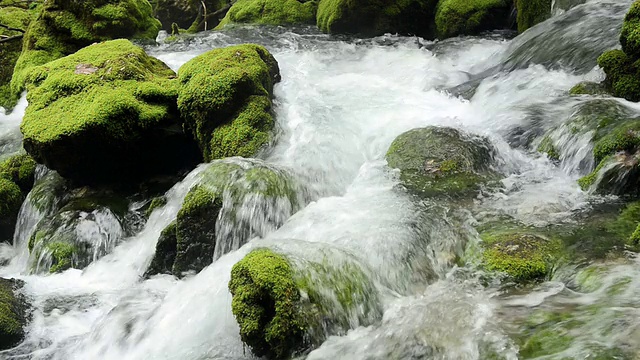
[20,39,200,185]
[0,278,28,351]
[435,0,510,39]
[515,0,552,33]
[217,0,317,27]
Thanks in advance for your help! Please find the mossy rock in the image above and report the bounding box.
[0,178,23,243]
[605,201,640,249]
[597,49,640,102]
[536,135,560,161]
[9,0,161,104]
[177,44,280,161]
[148,159,303,277]
[145,195,168,217]
[480,231,563,283]
[0,153,37,194]
[0,4,36,109]
[229,247,382,359]
[20,39,201,185]
[620,0,640,60]
[434,0,510,39]
[217,0,317,28]
[569,81,609,96]
[386,126,498,198]
[316,0,438,38]
[515,0,552,33]
[0,278,28,351]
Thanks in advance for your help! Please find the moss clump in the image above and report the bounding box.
[606,201,640,249]
[386,126,497,198]
[537,135,560,161]
[217,0,317,28]
[47,241,76,273]
[0,153,37,193]
[0,178,23,242]
[177,44,280,161]
[481,231,563,282]
[8,0,160,105]
[434,0,509,39]
[145,221,178,276]
[620,0,640,59]
[20,39,200,185]
[316,0,438,37]
[592,119,640,164]
[569,81,609,96]
[515,0,552,33]
[145,196,168,217]
[0,278,27,350]
[597,49,640,102]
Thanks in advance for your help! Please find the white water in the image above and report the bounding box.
[0,0,639,358]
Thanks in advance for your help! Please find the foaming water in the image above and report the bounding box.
[0,94,28,156]
[1,1,639,358]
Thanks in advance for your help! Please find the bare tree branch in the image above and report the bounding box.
[0,34,23,43]
[0,23,26,33]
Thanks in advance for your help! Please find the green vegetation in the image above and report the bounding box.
[435,0,509,39]
[515,0,552,33]
[0,278,27,350]
[0,153,37,193]
[47,242,76,273]
[569,81,609,96]
[0,178,23,242]
[597,49,640,102]
[217,0,317,27]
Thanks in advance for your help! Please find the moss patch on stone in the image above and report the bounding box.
[620,0,640,60]
[0,278,27,351]
[569,81,609,96]
[177,44,280,161]
[434,0,509,39]
[46,241,76,273]
[515,0,552,33]
[0,153,37,193]
[597,49,640,102]
[0,178,23,243]
[217,0,317,27]
[537,135,560,161]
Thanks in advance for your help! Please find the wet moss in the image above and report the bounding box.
[592,119,640,164]
[217,0,317,27]
[537,135,560,161]
[606,201,640,248]
[434,0,509,39]
[146,220,178,276]
[0,178,23,242]
[0,153,37,194]
[145,196,168,217]
[515,0,552,33]
[47,241,75,273]
[597,49,640,102]
[620,0,640,60]
[569,81,609,96]
[177,44,280,161]
[0,278,27,350]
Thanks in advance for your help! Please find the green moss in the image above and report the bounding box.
[0,178,23,242]
[606,201,640,248]
[434,0,509,39]
[516,0,552,33]
[592,120,640,163]
[620,0,640,59]
[316,0,438,37]
[597,49,640,102]
[177,44,280,161]
[481,232,563,282]
[537,135,560,161]
[0,153,37,193]
[217,0,317,28]
[146,196,168,217]
[146,220,178,276]
[386,126,497,198]
[569,81,609,96]
[19,39,197,184]
[46,242,75,273]
[0,278,27,350]
[0,4,35,109]
[577,156,609,191]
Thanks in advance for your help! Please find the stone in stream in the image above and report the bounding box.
[216,0,317,28]
[20,39,201,185]
[177,44,281,162]
[386,126,499,199]
[515,0,552,33]
[0,278,28,351]
[146,159,303,277]
[0,153,37,243]
[229,247,382,359]
[434,0,511,39]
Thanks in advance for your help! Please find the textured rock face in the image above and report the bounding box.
[0,278,28,351]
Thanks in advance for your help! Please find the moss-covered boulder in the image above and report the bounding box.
[386,126,498,198]
[434,0,510,39]
[316,0,438,37]
[597,49,640,102]
[147,159,303,277]
[0,153,37,194]
[620,0,640,60]
[217,0,316,28]
[0,3,36,109]
[0,278,28,350]
[606,201,640,249]
[0,178,23,243]
[569,81,609,96]
[480,231,563,283]
[153,0,230,32]
[177,44,280,161]
[515,0,552,33]
[20,39,200,185]
[229,247,382,359]
[8,0,160,105]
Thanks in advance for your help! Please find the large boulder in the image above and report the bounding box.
[229,247,382,359]
[217,0,316,27]
[20,39,200,185]
[515,0,552,33]
[316,0,438,37]
[177,44,280,161]
[434,0,510,39]
[147,159,303,277]
[153,0,230,32]
[386,126,498,198]
[0,278,28,350]
[9,0,161,103]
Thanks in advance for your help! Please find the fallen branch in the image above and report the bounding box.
[0,23,26,33]
[0,34,24,43]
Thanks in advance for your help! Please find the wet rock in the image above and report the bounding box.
[0,278,28,351]
[0,153,37,194]
[569,81,610,96]
[21,39,201,185]
[515,0,551,33]
[177,44,280,161]
[0,178,23,243]
[435,0,510,39]
[386,126,498,198]
[217,0,316,28]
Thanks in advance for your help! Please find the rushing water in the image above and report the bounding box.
[1,0,639,358]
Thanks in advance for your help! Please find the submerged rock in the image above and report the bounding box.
[9,0,161,106]
[434,0,510,39]
[229,247,382,359]
[515,0,551,33]
[177,44,280,161]
[0,278,28,351]
[386,126,498,198]
[147,159,303,277]
[21,39,200,185]
[217,0,316,28]
[316,0,438,38]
